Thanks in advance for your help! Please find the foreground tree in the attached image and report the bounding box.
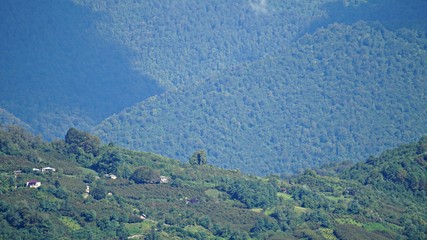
[65,128,100,156]
[130,167,160,184]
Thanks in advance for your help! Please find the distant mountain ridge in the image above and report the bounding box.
[0,0,162,140]
[94,21,427,175]
[0,108,31,131]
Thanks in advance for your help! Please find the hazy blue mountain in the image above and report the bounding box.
[0,108,32,131]
[0,0,162,140]
[73,0,330,89]
[94,19,427,175]
[75,0,427,90]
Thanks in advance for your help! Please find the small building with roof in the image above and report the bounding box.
[26,180,41,188]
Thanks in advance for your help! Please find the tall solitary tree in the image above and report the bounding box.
[189,150,207,165]
[65,128,100,156]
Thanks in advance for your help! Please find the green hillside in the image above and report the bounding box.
[0,126,426,239]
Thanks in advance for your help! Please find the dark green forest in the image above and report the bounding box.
[94,21,427,175]
[0,126,426,239]
[1,0,426,176]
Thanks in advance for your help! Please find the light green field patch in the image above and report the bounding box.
[184,225,215,238]
[363,221,404,233]
[263,207,275,216]
[294,206,310,214]
[205,189,223,198]
[335,218,363,227]
[183,180,216,188]
[324,195,350,203]
[364,222,389,232]
[250,208,263,213]
[125,220,157,235]
[78,167,99,176]
[277,192,292,200]
[319,227,337,240]
[59,216,81,231]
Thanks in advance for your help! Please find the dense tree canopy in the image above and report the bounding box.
[130,167,160,184]
[95,20,427,175]
[65,127,100,157]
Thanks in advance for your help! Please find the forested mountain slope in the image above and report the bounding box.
[0,108,32,131]
[76,0,427,89]
[0,0,162,140]
[95,21,427,175]
[0,126,425,239]
[74,0,331,89]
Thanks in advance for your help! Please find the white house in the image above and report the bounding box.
[42,167,56,173]
[105,174,117,180]
[160,176,169,184]
[26,180,41,188]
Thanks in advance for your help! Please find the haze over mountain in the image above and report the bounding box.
[0,108,31,130]
[1,0,427,175]
[0,0,163,139]
[89,0,427,175]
